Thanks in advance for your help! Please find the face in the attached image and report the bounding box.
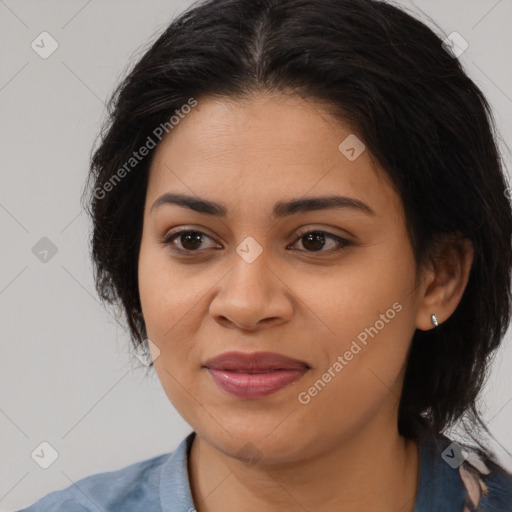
[138,93,426,464]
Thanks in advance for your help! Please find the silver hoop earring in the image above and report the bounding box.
[431,314,439,327]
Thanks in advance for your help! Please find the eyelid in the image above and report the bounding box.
[162,225,215,241]
[293,224,354,241]
[163,224,353,242]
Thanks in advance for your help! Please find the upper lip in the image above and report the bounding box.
[203,351,310,372]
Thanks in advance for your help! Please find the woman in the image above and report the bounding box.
[19,0,512,510]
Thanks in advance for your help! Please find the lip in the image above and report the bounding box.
[203,351,310,399]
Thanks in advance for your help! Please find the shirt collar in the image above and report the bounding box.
[159,431,197,511]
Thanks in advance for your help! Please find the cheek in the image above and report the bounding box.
[303,237,416,348]
[138,243,205,424]
[138,240,217,392]
[138,240,195,333]
[138,241,193,360]
[295,240,417,411]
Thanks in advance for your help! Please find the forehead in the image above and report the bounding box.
[145,93,400,219]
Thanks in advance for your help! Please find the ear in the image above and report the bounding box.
[415,236,474,331]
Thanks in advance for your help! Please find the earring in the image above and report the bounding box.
[431,314,439,327]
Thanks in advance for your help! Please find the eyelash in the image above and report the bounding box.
[160,228,353,256]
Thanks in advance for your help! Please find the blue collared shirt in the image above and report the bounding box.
[17,431,512,511]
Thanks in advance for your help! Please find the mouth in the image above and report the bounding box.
[203,351,310,399]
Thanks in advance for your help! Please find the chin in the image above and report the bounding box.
[193,418,319,467]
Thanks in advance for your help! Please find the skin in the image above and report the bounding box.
[138,92,474,512]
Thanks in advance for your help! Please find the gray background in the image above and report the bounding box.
[1,0,511,509]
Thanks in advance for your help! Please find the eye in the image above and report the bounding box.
[161,229,219,254]
[161,228,352,256]
[288,230,352,253]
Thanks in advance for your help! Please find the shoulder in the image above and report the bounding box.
[16,452,171,512]
[458,450,512,511]
[415,430,512,511]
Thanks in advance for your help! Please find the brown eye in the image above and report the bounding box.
[177,231,204,251]
[290,230,352,253]
[301,232,327,251]
[162,230,218,253]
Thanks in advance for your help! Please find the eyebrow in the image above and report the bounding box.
[150,193,376,218]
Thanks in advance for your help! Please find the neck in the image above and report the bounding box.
[188,415,420,512]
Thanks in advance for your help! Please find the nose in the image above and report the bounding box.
[209,252,293,332]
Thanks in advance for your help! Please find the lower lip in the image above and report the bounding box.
[207,368,308,399]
